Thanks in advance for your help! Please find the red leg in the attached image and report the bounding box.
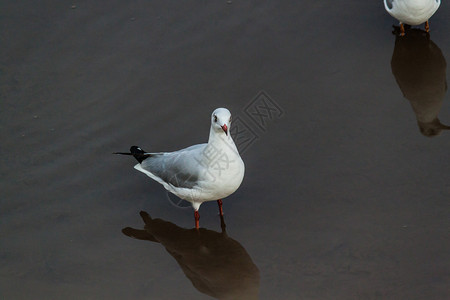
[400,23,405,36]
[425,20,430,32]
[194,210,200,229]
[220,214,226,233]
[217,199,224,216]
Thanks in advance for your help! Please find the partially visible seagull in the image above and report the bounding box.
[115,108,245,229]
[384,0,441,35]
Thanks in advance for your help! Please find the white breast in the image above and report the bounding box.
[384,0,440,25]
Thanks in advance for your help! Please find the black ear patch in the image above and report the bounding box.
[386,0,393,10]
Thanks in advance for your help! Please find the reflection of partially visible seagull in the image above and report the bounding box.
[391,27,449,137]
[123,211,260,300]
[115,108,245,229]
[384,0,441,35]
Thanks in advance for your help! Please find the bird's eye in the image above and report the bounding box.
[214,115,217,122]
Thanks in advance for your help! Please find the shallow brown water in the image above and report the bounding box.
[1,1,449,299]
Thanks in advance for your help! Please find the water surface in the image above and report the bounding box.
[1,1,449,299]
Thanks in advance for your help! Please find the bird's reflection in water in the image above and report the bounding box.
[391,26,449,137]
[123,211,260,300]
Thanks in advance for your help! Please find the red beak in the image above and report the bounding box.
[221,124,228,135]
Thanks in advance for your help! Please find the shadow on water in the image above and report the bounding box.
[122,211,260,300]
[390,26,449,137]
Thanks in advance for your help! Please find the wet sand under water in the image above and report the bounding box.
[1,1,450,299]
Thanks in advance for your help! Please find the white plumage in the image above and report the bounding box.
[116,108,244,228]
[384,0,440,33]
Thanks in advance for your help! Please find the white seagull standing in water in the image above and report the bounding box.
[383,0,441,35]
[115,108,245,229]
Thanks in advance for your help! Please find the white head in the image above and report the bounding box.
[211,108,232,136]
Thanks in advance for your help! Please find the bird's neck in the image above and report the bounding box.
[208,127,238,152]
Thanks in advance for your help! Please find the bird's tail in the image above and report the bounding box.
[113,146,151,163]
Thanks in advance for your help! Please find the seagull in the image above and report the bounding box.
[383,0,441,35]
[115,108,245,229]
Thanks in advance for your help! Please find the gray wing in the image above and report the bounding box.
[140,144,206,189]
